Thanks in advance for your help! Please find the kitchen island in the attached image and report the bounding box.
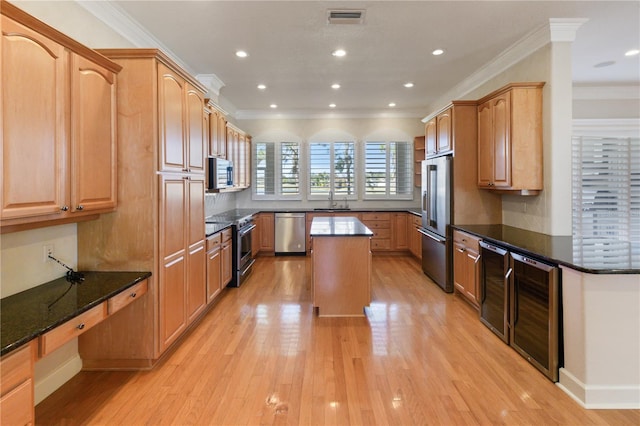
[310,216,373,317]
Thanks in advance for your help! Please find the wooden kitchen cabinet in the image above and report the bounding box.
[361,212,392,251]
[78,48,209,366]
[259,212,275,253]
[226,123,251,190]
[477,82,544,193]
[1,6,121,232]
[408,214,422,260]
[425,107,452,158]
[206,101,228,158]
[453,230,481,308]
[0,340,36,426]
[414,136,425,187]
[206,233,222,303]
[158,63,205,173]
[221,228,233,286]
[392,213,409,250]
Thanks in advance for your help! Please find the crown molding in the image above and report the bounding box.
[75,0,196,76]
[235,109,425,120]
[197,74,226,97]
[550,18,589,42]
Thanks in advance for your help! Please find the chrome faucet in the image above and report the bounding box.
[328,190,337,208]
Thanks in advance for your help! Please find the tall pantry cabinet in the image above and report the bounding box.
[77,49,208,368]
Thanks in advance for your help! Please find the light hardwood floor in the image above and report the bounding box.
[36,255,639,425]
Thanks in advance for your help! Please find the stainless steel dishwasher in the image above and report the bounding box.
[274,212,306,255]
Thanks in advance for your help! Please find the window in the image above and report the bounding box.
[308,141,356,198]
[572,136,640,267]
[364,141,413,199]
[253,141,301,199]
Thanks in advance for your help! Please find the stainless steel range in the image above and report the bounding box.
[206,211,256,287]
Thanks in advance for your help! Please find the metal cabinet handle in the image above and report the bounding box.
[76,323,85,330]
[130,292,137,298]
[76,205,84,211]
[61,205,69,211]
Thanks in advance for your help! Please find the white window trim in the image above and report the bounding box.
[252,141,303,201]
[362,140,414,201]
[307,140,358,201]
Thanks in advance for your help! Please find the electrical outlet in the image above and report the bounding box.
[43,244,54,262]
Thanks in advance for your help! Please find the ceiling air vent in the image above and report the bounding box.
[327,9,366,25]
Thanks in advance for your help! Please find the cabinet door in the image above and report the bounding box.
[206,245,222,302]
[491,93,511,188]
[159,177,187,351]
[393,213,409,250]
[158,63,185,172]
[259,213,275,251]
[436,108,452,154]
[477,100,494,187]
[187,240,206,323]
[453,242,467,294]
[186,84,205,173]
[217,113,227,158]
[238,133,247,187]
[252,213,261,256]
[244,136,252,188]
[221,239,232,286]
[70,54,117,213]
[425,118,437,157]
[1,16,67,219]
[186,178,206,321]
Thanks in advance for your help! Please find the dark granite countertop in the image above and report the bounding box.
[1,271,151,356]
[310,216,373,237]
[453,224,639,274]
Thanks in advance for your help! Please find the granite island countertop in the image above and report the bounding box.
[453,224,639,274]
[310,216,374,237]
[1,271,151,356]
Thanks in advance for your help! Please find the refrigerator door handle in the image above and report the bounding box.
[428,164,438,228]
[417,227,446,243]
[422,190,427,212]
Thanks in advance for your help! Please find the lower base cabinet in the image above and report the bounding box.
[453,230,481,308]
[0,341,36,426]
[206,233,222,302]
[408,214,422,259]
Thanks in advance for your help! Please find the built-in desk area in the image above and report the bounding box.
[310,216,373,317]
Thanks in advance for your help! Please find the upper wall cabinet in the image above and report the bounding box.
[158,63,205,174]
[206,101,228,159]
[477,82,544,194]
[425,107,453,158]
[226,123,251,190]
[0,3,121,232]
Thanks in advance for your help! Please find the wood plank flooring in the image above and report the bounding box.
[36,255,639,425]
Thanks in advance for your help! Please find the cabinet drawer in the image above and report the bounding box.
[0,378,33,426]
[108,280,148,315]
[206,233,222,251]
[411,215,421,227]
[363,220,390,229]
[221,228,232,242]
[40,303,106,357]
[0,342,33,396]
[362,212,391,221]
[370,228,391,239]
[371,239,391,250]
[453,230,481,251]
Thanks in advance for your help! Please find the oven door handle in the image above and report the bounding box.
[238,223,256,237]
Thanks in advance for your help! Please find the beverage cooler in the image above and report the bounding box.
[479,241,561,381]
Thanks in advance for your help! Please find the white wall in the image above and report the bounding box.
[235,116,424,209]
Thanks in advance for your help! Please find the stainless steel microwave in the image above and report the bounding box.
[207,157,233,191]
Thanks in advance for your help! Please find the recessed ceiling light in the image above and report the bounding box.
[257,84,267,90]
[404,82,414,88]
[388,102,396,107]
[625,49,639,56]
[270,104,278,109]
[594,60,616,68]
[329,103,336,108]
[331,83,341,89]
[332,49,347,57]
[432,49,444,56]
[235,50,248,58]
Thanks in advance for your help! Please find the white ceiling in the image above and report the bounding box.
[102,1,639,118]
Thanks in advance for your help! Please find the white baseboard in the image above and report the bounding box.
[34,354,82,405]
[558,368,640,409]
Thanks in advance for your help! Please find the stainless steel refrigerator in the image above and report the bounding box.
[420,155,453,292]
